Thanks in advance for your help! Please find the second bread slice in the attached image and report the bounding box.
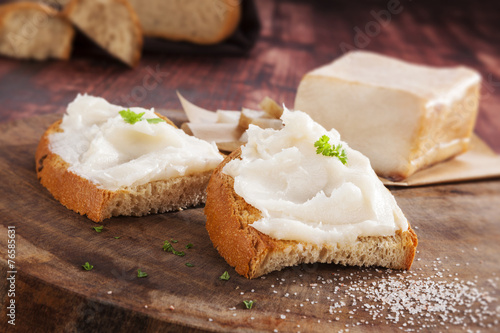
[205,109,418,279]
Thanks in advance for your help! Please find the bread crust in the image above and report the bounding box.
[63,0,143,67]
[205,148,418,279]
[0,2,75,60]
[36,114,213,222]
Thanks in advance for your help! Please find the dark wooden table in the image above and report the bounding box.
[1,1,500,332]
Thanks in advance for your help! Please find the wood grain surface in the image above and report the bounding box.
[1,0,500,332]
[0,113,499,333]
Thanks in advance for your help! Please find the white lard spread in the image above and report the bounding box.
[223,109,409,245]
[49,94,223,190]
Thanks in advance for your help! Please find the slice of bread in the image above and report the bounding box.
[36,96,223,222]
[63,0,142,67]
[0,2,74,60]
[205,148,418,279]
[127,0,241,44]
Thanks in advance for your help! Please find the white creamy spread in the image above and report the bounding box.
[49,94,223,190]
[223,109,409,245]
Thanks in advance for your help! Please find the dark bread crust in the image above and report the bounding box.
[35,114,213,222]
[36,119,113,222]
[205,148,418,279]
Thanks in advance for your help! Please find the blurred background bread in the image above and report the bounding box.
[0,0,244,64]
[0,2,74,60]
[127,0,241,45]
[63,0,143,67]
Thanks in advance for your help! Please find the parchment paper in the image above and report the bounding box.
[381,134,500,186]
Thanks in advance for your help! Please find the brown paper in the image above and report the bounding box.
[381,134,500,186]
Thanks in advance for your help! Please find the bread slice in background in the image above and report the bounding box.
[63,0,142,67]
[0,2,74,60]
[205,148,418,279]
[127,0,241,44]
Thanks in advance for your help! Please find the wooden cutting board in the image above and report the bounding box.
[1,114,500,332]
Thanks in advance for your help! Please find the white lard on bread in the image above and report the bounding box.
[223,109,409,244]
[49,95,223,190]
[36,94,223,222]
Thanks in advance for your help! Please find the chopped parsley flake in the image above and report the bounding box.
[243,300,255,309]
[219,271,230,281]
[146,118,165,124]
[119,109,144,124]
[119,109,165,125]
[314,135,347,165]
[137,269,148,278]
[93,226,104,233]
[82,262,93,271]
[163,240,185,256]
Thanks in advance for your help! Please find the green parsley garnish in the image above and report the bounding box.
[114,236,121,239]
[146,118,165,124]
[185,243,194,249]
[170,239,178,243]
[93,226,104,233]
[243,300,255,309]
[119,109,144,124]
[314,135,347,165]
[163,240,185,256]
[137,269,148,278]
[185,263,194,267]
[82,262,93,271]
[119,109,165,125]
[219,271,230,281]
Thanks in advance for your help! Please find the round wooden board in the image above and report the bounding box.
[1,114,500,332]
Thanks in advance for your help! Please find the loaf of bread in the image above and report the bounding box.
[127,0,241,44]
[63,0,142,67]
[0,2,74,60]
[205,110,418,279]
[295,51,481,181]
[36,94,223,222]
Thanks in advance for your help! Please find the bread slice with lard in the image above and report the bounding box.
[205,109,417,279]
[0,2,74,61]
[36,94,223,222]
[63,0,142,67]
